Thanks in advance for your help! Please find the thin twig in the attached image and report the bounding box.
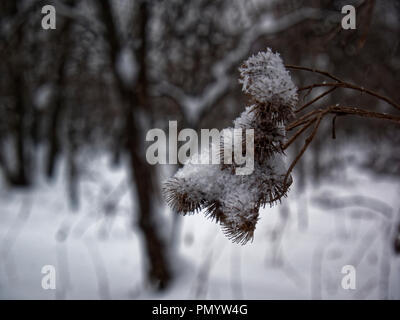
[295,87,337,113]
[287,109,321,131]
[286,64,343,82]
[283,117,317,150]
[283,105,400,193]
[289,64,400,112]
[328,106,400,124]
[298,83,400,112]
[283,113,324,189]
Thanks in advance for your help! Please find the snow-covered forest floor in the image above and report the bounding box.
[1,148,399,300]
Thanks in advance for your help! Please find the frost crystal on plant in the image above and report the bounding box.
[163,48,298,244]
[239,48,298,108]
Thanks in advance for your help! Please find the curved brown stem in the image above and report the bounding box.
[327,105,400,124]
[285,65,343,82]
[283,113,324,189]
[295,87,336,113]
[298,83,400,112]
[288,64,400,112]
[287,109,321,131]
[283,117,317,150]
[282,105,400,195]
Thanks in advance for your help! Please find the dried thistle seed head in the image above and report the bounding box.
[253,125,286,162]
[218,127,255,173]
[163,139,291,244]
[203,200,226,223]
[219,204,260,245]
[253,154,292,206]
[251,101,295,125]
[219,128,284,167]
[239,48,298,122]
[162,177,206,215]
[163,48,296,245]
[229,107,287,164]
[257,174,292,207]
[234,105,288,136]
[233,105,257,129]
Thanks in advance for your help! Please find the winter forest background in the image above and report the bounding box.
[1,0,400,299]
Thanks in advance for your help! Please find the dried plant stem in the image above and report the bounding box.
[281,64,400,196]
[298,83,400,112]
[282,105,400,191]
[295,87,336,113]
[283,106,400,150]
[283,117,316,150]
[287,64,400,112]
[287,109,321,130]
[327,106,400,123]
[283,113,324,189]
[285,65,343,82]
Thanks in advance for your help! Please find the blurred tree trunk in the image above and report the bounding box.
[97,0,171,290]
[12,72,29,186]
[9,4,29,187]
[46,1,75,179]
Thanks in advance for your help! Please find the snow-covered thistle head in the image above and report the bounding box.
[163,48,294,245]
[239,48,298,124]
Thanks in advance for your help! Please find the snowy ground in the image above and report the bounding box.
[0,150,399,300]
